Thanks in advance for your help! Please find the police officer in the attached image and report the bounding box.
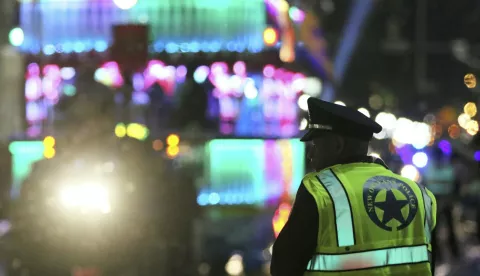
[271,98,437,275]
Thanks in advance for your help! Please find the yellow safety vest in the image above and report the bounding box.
[302,162,437,276]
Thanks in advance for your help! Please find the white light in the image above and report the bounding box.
[369,152,381,159]
[60,67,76,80]
[9,27,24,47]
[400,165,420,182]
[244,80,258,99]
[375,112,397,131]
[60,183,110,213]
[225,254,244,276]
[458,113,471,129]
[410,122,432,149]
[392,117,413,144]
[334,101,346,106]
[299,118,308,130]
[193,66,210,84]
[303,77,323,96]
[113,0,137,10]
[357,107,370,118]
[297,94,310,111]
[412,152,428,168]
[373,129,388,140]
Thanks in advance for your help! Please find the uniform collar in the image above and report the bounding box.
[339,155,389,169]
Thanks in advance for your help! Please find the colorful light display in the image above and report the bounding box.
[197,139,305,206]
[95,60,306,137]
[19,0,266,54]
[25,63,77,137]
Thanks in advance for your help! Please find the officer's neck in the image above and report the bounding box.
[316,154,371,171]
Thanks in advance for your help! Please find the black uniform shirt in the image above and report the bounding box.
[270,156,417,276]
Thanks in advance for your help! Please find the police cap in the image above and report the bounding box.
[300,98,382,142]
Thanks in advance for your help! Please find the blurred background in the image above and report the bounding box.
[0,0,478,275]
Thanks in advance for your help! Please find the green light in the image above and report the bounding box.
[9,141,45,198]
[63,84,76,96]
[9,27,24,47]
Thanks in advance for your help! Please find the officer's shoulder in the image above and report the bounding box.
[302,171,320,184]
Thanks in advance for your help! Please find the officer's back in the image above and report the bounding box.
[271,98,436,276]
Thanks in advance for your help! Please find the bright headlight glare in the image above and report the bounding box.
[60,183,111,213]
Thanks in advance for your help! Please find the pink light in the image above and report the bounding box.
[25,77,42,101]
[27,63,40,77]
[263,65,275,78]
[233,61,246,76]
[42,64,60,77]
[176,65,187,81]
[211,62,228,75]
[100,61,123,88]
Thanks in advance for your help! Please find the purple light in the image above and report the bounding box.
[474,151,480,161]
[233,61,246,76]
[438,140,452,156]
[263,65,275,78]
[176,65,187,80]
[27,63,40,76]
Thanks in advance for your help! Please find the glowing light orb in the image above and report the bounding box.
[113,0,138,10]
[464,73,477,88]
[464,102,477,117]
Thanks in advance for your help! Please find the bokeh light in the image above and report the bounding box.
[466,120,479,136]
[113,0,138,10]
[464,73,477,89]
[225,254,244,276]
[9,27,24,47]
[167,134,180,147]
[357,107,370,118]
[458,113,471,128]
[263,27,278,46]
[334,101,346,106]
[464,102,477,117]
[400,165,420,182]
[412,152,428,168]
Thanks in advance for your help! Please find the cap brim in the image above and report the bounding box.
[300,129,317,142]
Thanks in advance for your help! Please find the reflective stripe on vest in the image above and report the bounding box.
[316,169,355,247]
[306,244,429,272]
[419,185,433,243]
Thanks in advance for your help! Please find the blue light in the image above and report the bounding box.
[190,42,200,53]
[63,43,73,53]
[438,140,452,156]
[197,193,209,206]
[153,42,164,52]
[94,40,108,52]
[474,151,480,162]
[165,43,179,53]
[73,42,85,53]
[208,193,221,205]
[43,45,55,55]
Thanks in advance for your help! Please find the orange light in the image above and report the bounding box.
[43,136,55,148]
[263,27,278,47]
[272,202,292,238]
[166,146,180,158]
[152,139,164,151]
[166,134,180,147]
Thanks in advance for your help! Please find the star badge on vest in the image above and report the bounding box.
[363,176,418,231]
[300,98,382,142]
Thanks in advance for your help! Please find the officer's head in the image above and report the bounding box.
[301,98,382,171]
